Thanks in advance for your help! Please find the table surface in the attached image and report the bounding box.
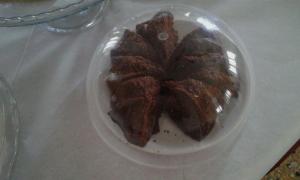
[1,0,300,179]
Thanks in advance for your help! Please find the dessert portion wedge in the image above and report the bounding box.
[164,79,217,141]
[136,11,178,68]
[111,30,157,62]
[108,76,161,147]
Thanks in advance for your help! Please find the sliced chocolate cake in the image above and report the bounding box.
[105,11,240,147]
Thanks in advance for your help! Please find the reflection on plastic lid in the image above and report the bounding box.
[216,105,223,113]
[103,38,119,53]
[185,12,191,17]
[225,90,232,103]
[227,50,236,60]
[196,17,219,31]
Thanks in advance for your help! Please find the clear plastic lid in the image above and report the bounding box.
[86,5,253,168]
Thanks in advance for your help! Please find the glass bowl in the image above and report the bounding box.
[86,4,254,168]
[0,75,19,180]
[0,0,110,32]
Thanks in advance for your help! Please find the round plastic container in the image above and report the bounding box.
[86,5,253,168]
[0,75,19,179]
[0,0,110,32]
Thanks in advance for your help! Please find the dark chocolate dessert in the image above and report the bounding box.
[164,79,217,140]
[110,30,157,62]
[136,11,178,68]
[108,76,161,147]
[106,11,239,147]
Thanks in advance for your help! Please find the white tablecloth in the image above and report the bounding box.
[1,0,300,179]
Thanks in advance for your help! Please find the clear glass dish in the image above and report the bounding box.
[0,75,19,180]
[0,0,109,32]
[86,4,254,168]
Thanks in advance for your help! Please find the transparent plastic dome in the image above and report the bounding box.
[86,5,253,168]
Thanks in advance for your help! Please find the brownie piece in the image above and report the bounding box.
[111,56,164,79]
[168,53,227,80]
[168,65,238,106]
[188,68,239,98]
[111,30,157,62]
[109,98,161,146]
[171,27,223,64]
[106,72,145,95]
[108,76,162,147]
[164,79,217,141]
[183,26,217,40]
[110,76,160,100]
[163,93,187,123]
[107,55,164,95]
[136,11,178,68]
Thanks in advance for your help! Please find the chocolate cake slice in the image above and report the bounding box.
[110,76,160,99]
[136,11,178,68]
[188,68,239,98]
[111,30,157,62]
[171,26,223,63]
[183,26,217,40]
[108,76,161,147]
[107,55,164,95]
[168,53,227,80]
[164,79,217,141]
[111,56,164,79]
[173,38,223,61]
[106,72,144,95]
